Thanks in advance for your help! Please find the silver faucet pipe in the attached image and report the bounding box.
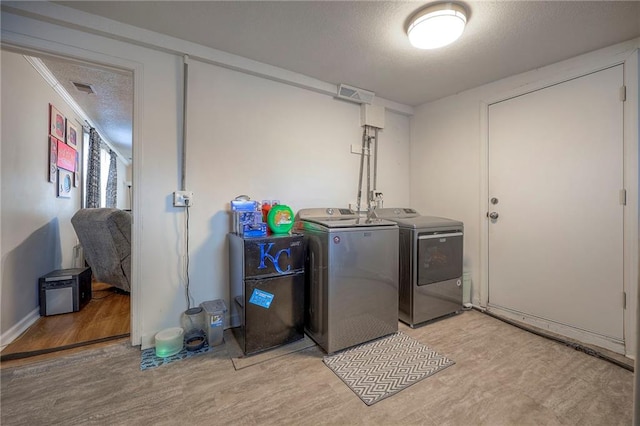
[366,127,371,214]
[181,55,189,191]
[356,126,367,214]
[373,127,379,194]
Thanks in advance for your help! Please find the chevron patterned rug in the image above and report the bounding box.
[323,331,455,405]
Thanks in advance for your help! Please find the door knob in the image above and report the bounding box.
[488,212,499,220]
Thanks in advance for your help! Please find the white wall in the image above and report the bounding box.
[410,91,481,273]
[410,40,639,356]
[145,56,411,337]
[0,5,411,348]
[1,50,83,342]
[186,60,410,323]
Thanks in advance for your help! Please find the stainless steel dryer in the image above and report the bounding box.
[295,208,399,353]
[372,208,463,327]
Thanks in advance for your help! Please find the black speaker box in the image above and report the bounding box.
[39,267,92,316]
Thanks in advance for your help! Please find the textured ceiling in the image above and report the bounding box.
[57,0,640,106]
[37,1,640,159]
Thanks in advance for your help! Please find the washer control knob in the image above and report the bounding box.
[326,208,334,215]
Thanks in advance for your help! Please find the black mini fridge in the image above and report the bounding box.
[228,233,305,355]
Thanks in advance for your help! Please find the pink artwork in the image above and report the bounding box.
[57,139,76,172]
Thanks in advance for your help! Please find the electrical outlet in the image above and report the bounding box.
[173,191,194,207]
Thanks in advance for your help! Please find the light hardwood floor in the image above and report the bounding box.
[0,282,130,367]
[1,310,633,425]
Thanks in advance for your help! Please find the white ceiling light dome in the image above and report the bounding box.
[407,2,467,49]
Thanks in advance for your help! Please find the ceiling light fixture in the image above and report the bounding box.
[406,2,467,49]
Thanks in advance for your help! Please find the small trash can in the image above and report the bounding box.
[200,299,228,347]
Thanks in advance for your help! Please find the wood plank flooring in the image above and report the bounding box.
[0,282,130,367]
[1,310,633,425]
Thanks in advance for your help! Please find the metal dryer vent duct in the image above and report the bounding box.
[337,84,374,104]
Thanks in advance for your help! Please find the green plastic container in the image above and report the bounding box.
[267,204,294,234]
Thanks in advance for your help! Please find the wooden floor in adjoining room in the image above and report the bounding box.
[0,282,130,368]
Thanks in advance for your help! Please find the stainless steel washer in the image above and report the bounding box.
[372,208,463,327]
[295,208,399,353]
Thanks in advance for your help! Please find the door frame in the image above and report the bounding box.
[1,33,144,347]
[478,47,638,356]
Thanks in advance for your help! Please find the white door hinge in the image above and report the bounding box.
[620,189,627,206]
[620,85,626,102]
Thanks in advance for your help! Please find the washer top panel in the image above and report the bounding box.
[296,207,358,220]
[296,207,397,228]
[300,217,397,228]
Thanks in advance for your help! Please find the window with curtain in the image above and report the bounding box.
[101,148,118,207]
[83,126,118,208]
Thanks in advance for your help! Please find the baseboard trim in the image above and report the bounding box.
[0,333,130,361]
[487,304,625,355]
[0,308,40,351]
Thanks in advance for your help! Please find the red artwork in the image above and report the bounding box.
[57,139,76,172]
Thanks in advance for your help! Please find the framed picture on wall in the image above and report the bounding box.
[57,169,73,198]
[66,120,79,147]
[48,136,58,183]
[49,104,65,141]
[56,139,76,172]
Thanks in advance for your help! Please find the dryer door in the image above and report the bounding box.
[417,231,463,286]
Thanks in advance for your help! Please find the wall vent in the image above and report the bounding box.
[337,84,374,104]
[72,81,95,95]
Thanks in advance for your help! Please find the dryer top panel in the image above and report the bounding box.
[371,207,420,219]
[396,216,463,229]
[372,207,463,229]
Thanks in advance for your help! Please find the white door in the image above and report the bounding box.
[488,65,624,347]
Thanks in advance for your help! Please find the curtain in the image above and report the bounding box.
[106,149,118,208]
[86,128,101,208]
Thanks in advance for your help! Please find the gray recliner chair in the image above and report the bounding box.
[71,208,131,293]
